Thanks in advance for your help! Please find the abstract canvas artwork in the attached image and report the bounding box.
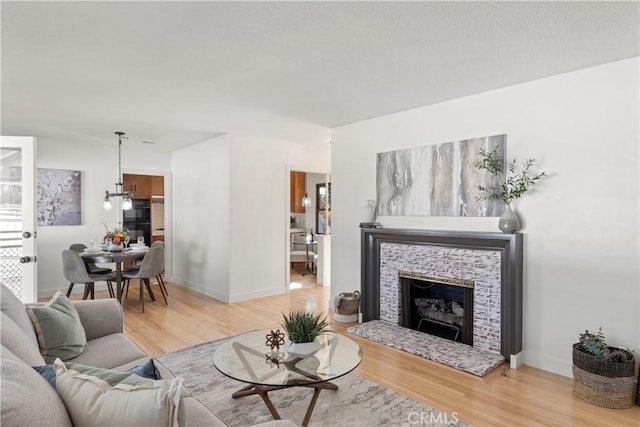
[376,134,505,217]
[37,168,81,226]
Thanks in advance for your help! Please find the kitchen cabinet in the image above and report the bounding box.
[123,174,151,199]
[151,175,164,196]
[290,171,306,213]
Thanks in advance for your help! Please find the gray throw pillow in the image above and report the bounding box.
[26,291,87,363]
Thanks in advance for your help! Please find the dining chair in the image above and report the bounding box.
[124,240,168,298]
[61,250,116,299]
[69,243,113,274]
[149,241,168,296]
[122,246,166,312]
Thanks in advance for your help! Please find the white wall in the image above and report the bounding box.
[36,139,171,296]
[171,135,231,302]
[171,133,331,302]
[331,58,639,377]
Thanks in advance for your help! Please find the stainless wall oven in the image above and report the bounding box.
[123,199,151,244]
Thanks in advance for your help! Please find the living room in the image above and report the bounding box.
[1,1,639,426]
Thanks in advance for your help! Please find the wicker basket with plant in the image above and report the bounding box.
[572,328,635,408]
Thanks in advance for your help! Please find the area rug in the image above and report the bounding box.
[155,337,469,427]
[347,320,504,377]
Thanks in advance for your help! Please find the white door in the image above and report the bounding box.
[0,136,37,302]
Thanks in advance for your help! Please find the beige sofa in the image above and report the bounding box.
[0,285,295,426]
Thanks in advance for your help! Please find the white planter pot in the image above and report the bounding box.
[285,339,320,358]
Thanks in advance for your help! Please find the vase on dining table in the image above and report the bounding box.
[107,243,124,252]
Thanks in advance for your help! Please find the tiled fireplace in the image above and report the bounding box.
[361,228,523,362]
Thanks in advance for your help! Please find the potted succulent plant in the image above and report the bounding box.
[472,144,547,233]
[281,310,330,357]
[572,328,635,408]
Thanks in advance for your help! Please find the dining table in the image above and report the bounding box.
[80,249,147,302]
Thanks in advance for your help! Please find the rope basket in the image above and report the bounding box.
[572,344,636,409]
[572,344,634,377]
[335,291,360,315]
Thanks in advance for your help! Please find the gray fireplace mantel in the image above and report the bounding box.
[360,228,523,360]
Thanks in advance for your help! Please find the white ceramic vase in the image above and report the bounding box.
[107,243,124,252]
[359,199,376,223]
[285,339,320,358]
[498,203,520,234]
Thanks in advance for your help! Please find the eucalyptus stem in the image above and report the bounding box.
[472,144,546,204]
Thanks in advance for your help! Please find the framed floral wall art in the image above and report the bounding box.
[37,168,81,226]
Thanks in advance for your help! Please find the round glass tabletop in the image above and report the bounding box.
[213,330,362,387]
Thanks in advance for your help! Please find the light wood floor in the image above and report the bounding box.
[92,282,638,426]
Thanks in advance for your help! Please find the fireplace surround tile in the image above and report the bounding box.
[361,228,523,361]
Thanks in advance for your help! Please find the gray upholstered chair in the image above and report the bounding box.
[122,246,166,312]
[124,240,168,299]
[149,241,168,296]
[61,249,116,299]
[69,243,113,274]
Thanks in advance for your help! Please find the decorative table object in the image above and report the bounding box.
[107,243,124,252]
[281,310,330,358]
[103,222,129,248]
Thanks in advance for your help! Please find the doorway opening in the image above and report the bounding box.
[288,170,330,291]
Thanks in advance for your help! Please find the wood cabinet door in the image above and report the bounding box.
[150,175,164,196]
[290,171,306,213]
[123,173,151,199]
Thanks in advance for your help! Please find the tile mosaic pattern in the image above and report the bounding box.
[380,242,502,354]
[348,320,504,377]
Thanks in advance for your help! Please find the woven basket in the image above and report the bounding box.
[572,344,634,377]
[335,291,360,315]
[572,344,636,408]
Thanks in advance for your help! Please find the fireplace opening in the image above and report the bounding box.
[399,272,474,345]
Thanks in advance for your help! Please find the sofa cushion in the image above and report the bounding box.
[53,359,182,427]
[180,397,227,427]
[67,333,147,369]
[0,345,72,426]
[26,291,88,363]
[64,361,163,386]
[1,285,39,347]
[1,312,45,366]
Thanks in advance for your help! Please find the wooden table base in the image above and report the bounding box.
[232,382,339,427]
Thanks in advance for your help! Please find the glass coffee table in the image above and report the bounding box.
[213,330,362,426]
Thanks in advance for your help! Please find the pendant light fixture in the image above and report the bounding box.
[302,193,311,208]
[103,131,133,211]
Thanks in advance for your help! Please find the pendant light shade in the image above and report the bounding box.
[103,131,133,211]
[302,193,311,207]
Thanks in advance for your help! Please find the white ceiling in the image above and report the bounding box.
[2,1,638,152]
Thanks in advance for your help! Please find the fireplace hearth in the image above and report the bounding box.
[361,228,523,364]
